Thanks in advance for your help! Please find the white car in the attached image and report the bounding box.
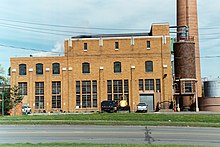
[137,103,148,112]
[22,105,32,114]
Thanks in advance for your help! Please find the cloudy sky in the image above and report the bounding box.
[0,0,219,79]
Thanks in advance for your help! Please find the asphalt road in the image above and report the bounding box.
[0,125,220,146]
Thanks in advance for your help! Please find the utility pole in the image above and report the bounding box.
[1,87,4,117]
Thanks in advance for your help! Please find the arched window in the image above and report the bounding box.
[114,62,121,73]
[52,63,60,74]
[145,61,153,72]
[82,62,90,73]
[19,64,26,75]
[36,63,43,75]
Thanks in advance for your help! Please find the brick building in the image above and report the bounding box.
[10,23,173,113]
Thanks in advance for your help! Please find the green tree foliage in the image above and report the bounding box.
[0,87,12,114]
[10,85,23,115]
[0,85,23,115]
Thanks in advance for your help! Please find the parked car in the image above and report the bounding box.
[137,103,148,112]
[22,105,31,114]
[101,100,117,113]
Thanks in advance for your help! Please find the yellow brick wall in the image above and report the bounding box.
[10,23,172,113]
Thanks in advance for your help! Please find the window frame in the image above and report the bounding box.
[147,41,151,49]
[36,63,43,75]
[82,62,90,74]
[19,64,26,76]
[52,63,60,75]
[84,42,88,51]
[18,82,27,96]
[35,82,44,109]
[52,81,61,109]
[115,41,119,50]
[145,61,153,72]
[114,61,121,73]
[145,79,154,91]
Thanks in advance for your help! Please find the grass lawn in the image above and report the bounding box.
[0,143,210,147]
[1,113,220,127]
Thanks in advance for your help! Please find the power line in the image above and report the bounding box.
[0,43,62,53]
[0,18,147,31]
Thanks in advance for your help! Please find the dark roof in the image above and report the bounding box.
[71,32,150,39]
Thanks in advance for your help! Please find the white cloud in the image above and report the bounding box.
[32,41,64,57]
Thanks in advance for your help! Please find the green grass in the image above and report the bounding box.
[0,143,210,147]
[1,113,220,127]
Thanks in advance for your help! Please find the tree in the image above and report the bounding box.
[10,85,23,115]
[0,64,8,85]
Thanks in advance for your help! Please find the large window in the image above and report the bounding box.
[139,79,144,91]
[107,80,129,103]
[82,62,90,73]
[107,80,112,101]
[82,81,91,108]
[35,82,44,109]
[19,64,26,75]
[52,63,60,74]
[36,63,43,75]
[52,81,61,108]
[184,81,193,93]
[156,79,161,92]
[18,82,27,96]
[145,79,154,91]
[76,81,80,108]
[113,80,123,101]
[92,81,97,107]
[114,62,121,73]
[145,61,153,72]
[124,80,129,103]
[76,80,97,108]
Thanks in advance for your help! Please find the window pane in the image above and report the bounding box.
[82,63,90,73]
[139,79,143,91]
[156,79,161,92]
[36,63,43,75]
[52,63,60,74]
[18,82,27,95]
[115,42,119,49]
[145,79,154,90]
[84,43,87,50]
[19,64,26,75]
[146,61,153,72]
[147,41,150,48]
[114,62,121,73]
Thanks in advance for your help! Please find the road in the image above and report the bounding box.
[0,125,220,146]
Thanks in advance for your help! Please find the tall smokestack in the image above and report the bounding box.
[177,0,201,97]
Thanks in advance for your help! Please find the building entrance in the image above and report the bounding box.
[139,94,154,111]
